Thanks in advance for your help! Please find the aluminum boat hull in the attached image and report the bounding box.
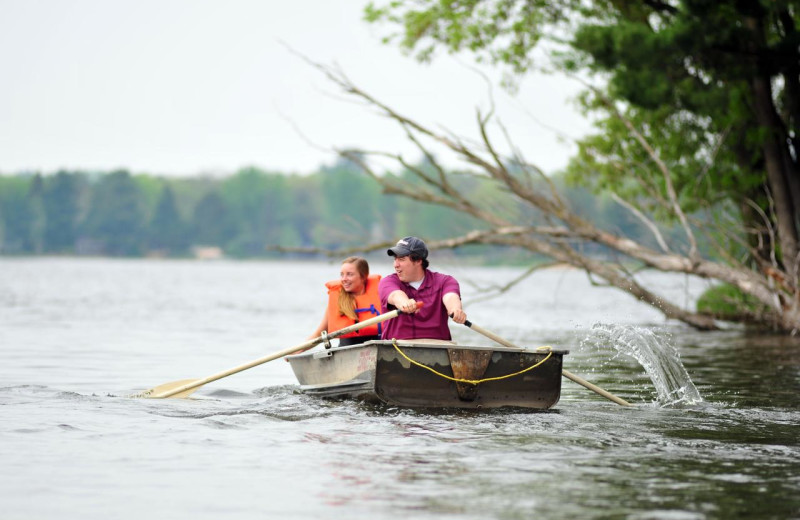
[286,340,567,409]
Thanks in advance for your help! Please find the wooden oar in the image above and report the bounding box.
[133,304,422,399]
[457,319,632,407]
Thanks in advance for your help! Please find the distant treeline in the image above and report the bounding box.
[0,160,665,261]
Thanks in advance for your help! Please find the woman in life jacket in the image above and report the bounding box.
[308,256,382,347]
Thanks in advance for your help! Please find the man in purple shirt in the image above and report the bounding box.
[378,236,467,340]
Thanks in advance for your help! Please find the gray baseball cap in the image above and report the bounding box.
[387,236,428,259]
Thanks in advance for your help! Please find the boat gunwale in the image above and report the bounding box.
[286,339,570,360]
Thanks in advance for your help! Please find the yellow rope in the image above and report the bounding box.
[391,339,553,386]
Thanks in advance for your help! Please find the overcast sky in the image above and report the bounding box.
[0,0,592,176]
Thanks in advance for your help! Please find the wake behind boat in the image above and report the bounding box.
[286,339,568,409]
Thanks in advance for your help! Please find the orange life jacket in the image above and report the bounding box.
[325,274,382,338]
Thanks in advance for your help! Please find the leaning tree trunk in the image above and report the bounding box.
[746,16,800,287]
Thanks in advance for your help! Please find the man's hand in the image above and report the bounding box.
[399,298,420,314]
[443,292,466,323]
[388,290,421,314]
[449,308,467,324]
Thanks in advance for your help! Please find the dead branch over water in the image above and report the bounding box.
[298,59,799,334]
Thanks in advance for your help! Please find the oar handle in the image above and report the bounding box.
[151,303,423,398]
[461,320,521,350]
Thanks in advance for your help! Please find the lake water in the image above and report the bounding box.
[1,258,798,519]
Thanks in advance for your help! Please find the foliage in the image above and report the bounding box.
[697,283,770,322]
[82,170,146,256]
[0,175,42,253]
[191,191,236,248]
[148,184,189,255]
[361,0,800,332]
[0,166,654,261]
[364,0,573,75]
[43,171,84,253]
[317,159,383,247]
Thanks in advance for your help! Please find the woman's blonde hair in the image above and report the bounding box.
[338,256,369,320]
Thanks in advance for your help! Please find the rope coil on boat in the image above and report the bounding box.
[391,339,554,385]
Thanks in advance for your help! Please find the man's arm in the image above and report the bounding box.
[387,290,420,314]
[443,292,466,324]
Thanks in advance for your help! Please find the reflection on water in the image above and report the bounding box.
[1,258,799,520]
[583,323,704,407]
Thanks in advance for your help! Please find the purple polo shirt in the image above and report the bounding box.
[378,270,461,340]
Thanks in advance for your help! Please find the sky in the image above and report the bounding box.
[0,0,592,177]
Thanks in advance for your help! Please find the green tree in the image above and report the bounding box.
[147,184,189,255]
[82,170,146,256]
[220,168,269,255]
[219,167,296,256]
[259,173,293,247]
[288,175,322,248]
[389,164,485,240]
[134,175,165,218]
[191,191,237,248]
[0,175,43,253]
[317,159,383,246]
[359,0,800,332]
[43,171,83,253]
[28,174,46,253]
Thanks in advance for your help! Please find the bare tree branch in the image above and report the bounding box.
[589,87,700,260]
[293,55,800,332]
[610,192,671,253]
[465,262,561,304]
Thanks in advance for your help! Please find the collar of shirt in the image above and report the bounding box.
[408,275,425,290]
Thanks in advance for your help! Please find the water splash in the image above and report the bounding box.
[583,323,703,407]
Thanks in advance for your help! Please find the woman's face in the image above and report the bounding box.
[340,262,366,294]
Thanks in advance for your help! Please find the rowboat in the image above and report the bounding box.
[286,339,568,409]
[137,307,628,406]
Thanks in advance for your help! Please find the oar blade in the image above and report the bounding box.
[131,306,413,400]
[131,379,201,399]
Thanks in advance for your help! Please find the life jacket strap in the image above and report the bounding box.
[354,304,382,334]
